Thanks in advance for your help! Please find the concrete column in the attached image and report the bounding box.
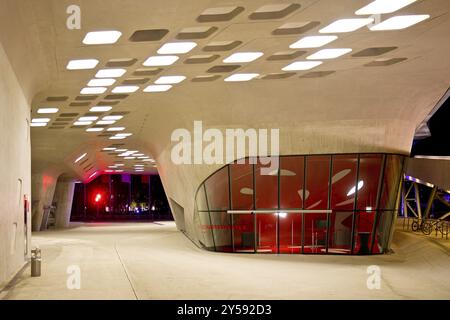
[31,171,59,231]
[53,177,75,229]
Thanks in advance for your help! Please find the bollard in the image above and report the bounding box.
[31,247,41,277]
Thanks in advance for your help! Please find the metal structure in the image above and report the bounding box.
[400,175,450,239]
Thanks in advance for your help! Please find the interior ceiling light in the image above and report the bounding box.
[83,30,122,45]
[66,59,99,70]
[143,56,179,67]
[37,108,59,114]
[115,133,132,137]
[124,156,136,159]
[290,35,338,49]
[112,86,139,93]
[74,121,92,126]
[86,128,104,132]
[74,153,87,163]
[32,118,51,123]
[95,69,126,78]
[79,116,98,121]
[157,42,197,54]
[223,52,264,63]
[115,149,127,152]
[88,78,116,87]
[347,180,364,196]
[307,48,352,60]
[143,85,172,92]
[30,123,47,127]
[103,147,116,151]
[107,127,125,131]
[88,171,98,179]
[115,164,125,167]
[110,136,126,140]
[80,87,107,95]
[369,15,430,31]
[224,73,259,82]
[97,120,116,125]
[319,18,374,33]
[282,61,322,71]
[154,76,186,84]
[355,0,416,15]
[103,115,123,121]
[90,106,112,112]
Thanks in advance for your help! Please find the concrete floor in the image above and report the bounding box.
[1,222,449,300]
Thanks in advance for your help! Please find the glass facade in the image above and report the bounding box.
[194,154,405,255]
[70,174,172,221]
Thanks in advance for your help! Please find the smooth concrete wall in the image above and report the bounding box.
[0,41,31,287]
[31,171,59,231]
[406,158,450,191]
[52,177,75,229]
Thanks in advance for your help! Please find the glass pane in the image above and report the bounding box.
[197,211,215,251]
[380,155,403,210]
[373,211,394,254]
[279,213,302,254]
[255,159,278,209]
[357,154,383,210]
[230,162,254,210]
[204,166,230,210]
[353,211,375,255]
[303,213,328,254]
[256,213,278,253]
[328,211,353,254]
[195,184,208,211]
[280,156,305,209]
[305,155,331,210]
[232,214,255,252]
[210,211,232,252]
[331,155,358,210]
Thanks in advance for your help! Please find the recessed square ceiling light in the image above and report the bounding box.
[82,31,122,45]
[154,76,186,84]
[66,59,99,70]
[95,69,127,78]
[143,56,179,67]
[290,35,338,49]
[223,52,264,63]
[30,122,47,127]
[356,0,416,15]
[74,121,93,126]
[88,78,116,87]
[107,127,125,131]
[80,87,107,95]
[32,118,51,123]
[319,18,374,33]
[90,106,112,112]
[103,115,123,121]
[143,85,172,92]
[112,86,139,93]
[369,15,430,31]
[282,61,323,71]
[37,108,59,114]
[224,73,259,82]
[157,42,197,54]
[307,48,352,60]
[86,128,104,132]
[97,120,116,125]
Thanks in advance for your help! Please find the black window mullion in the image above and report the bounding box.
[350,154,361,254]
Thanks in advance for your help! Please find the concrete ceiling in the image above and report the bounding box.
[1,0,450,182]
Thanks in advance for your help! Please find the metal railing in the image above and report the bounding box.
[401,217,449,240]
